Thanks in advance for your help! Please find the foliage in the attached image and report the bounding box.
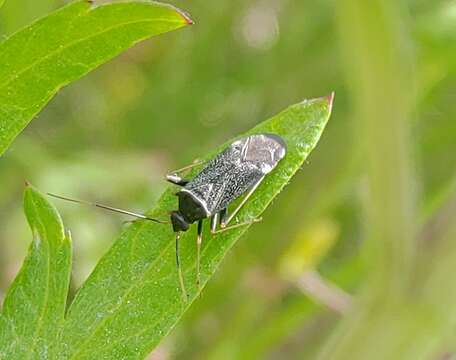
[0,0,191,157]
[0,97,332,359]
[0,185,71,359]
[1,0,456,358]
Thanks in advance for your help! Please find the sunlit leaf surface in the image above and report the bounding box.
[0,95,332,359]
[0,0,192,156]
[0,185,71,359]
[60,95,333,359]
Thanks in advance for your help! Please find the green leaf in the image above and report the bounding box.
[0,185,71,359]
[0,96,333,359]
[0,0,192,157]
[59,95,334,359]
[0,0,5,9]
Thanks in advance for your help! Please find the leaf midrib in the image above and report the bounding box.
[0,17,182,93]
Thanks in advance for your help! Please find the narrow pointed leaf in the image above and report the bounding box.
[0,0,192,156]
[59,95,334,359]
[0,186,71,359]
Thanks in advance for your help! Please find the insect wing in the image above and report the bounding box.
[182,148,260,214]
[183,134,286,215]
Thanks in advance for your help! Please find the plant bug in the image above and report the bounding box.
[49,133,286,300]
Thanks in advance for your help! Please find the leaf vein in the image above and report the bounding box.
[0,17,183,93]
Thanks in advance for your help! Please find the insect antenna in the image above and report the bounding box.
[47,192,168,224]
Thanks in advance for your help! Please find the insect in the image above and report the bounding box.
[49,133,286,300]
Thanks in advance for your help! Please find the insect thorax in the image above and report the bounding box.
[182,161,264,216]
[177,190,209,224]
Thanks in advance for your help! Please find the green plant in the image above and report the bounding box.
[3,0,456,358]
[0,0,192,157]
[0,85,333,359]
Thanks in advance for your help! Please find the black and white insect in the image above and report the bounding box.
[49,133,286,300]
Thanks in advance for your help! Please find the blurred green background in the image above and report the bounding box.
[1,0,456,359]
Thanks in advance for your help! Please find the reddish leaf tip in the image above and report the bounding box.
[325,91,335,105]
[324,92,335,113]
[178,10,194,25]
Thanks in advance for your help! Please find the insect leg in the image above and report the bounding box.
[166,175,190,186]
[210,213,219,233]
[166,160,205,186]
[220,176,265,228]
[219,208,227,227]
[211,218,262,234]
[175,233,188,302]
[196,220,203,292]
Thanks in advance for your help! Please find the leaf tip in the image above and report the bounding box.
[178,9,194,25]
[324,91,335,112]
[24,180,31,187]
[165,3,194,25]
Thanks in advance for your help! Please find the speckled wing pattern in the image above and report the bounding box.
[183,148,264,215]
[183,134,286,215]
